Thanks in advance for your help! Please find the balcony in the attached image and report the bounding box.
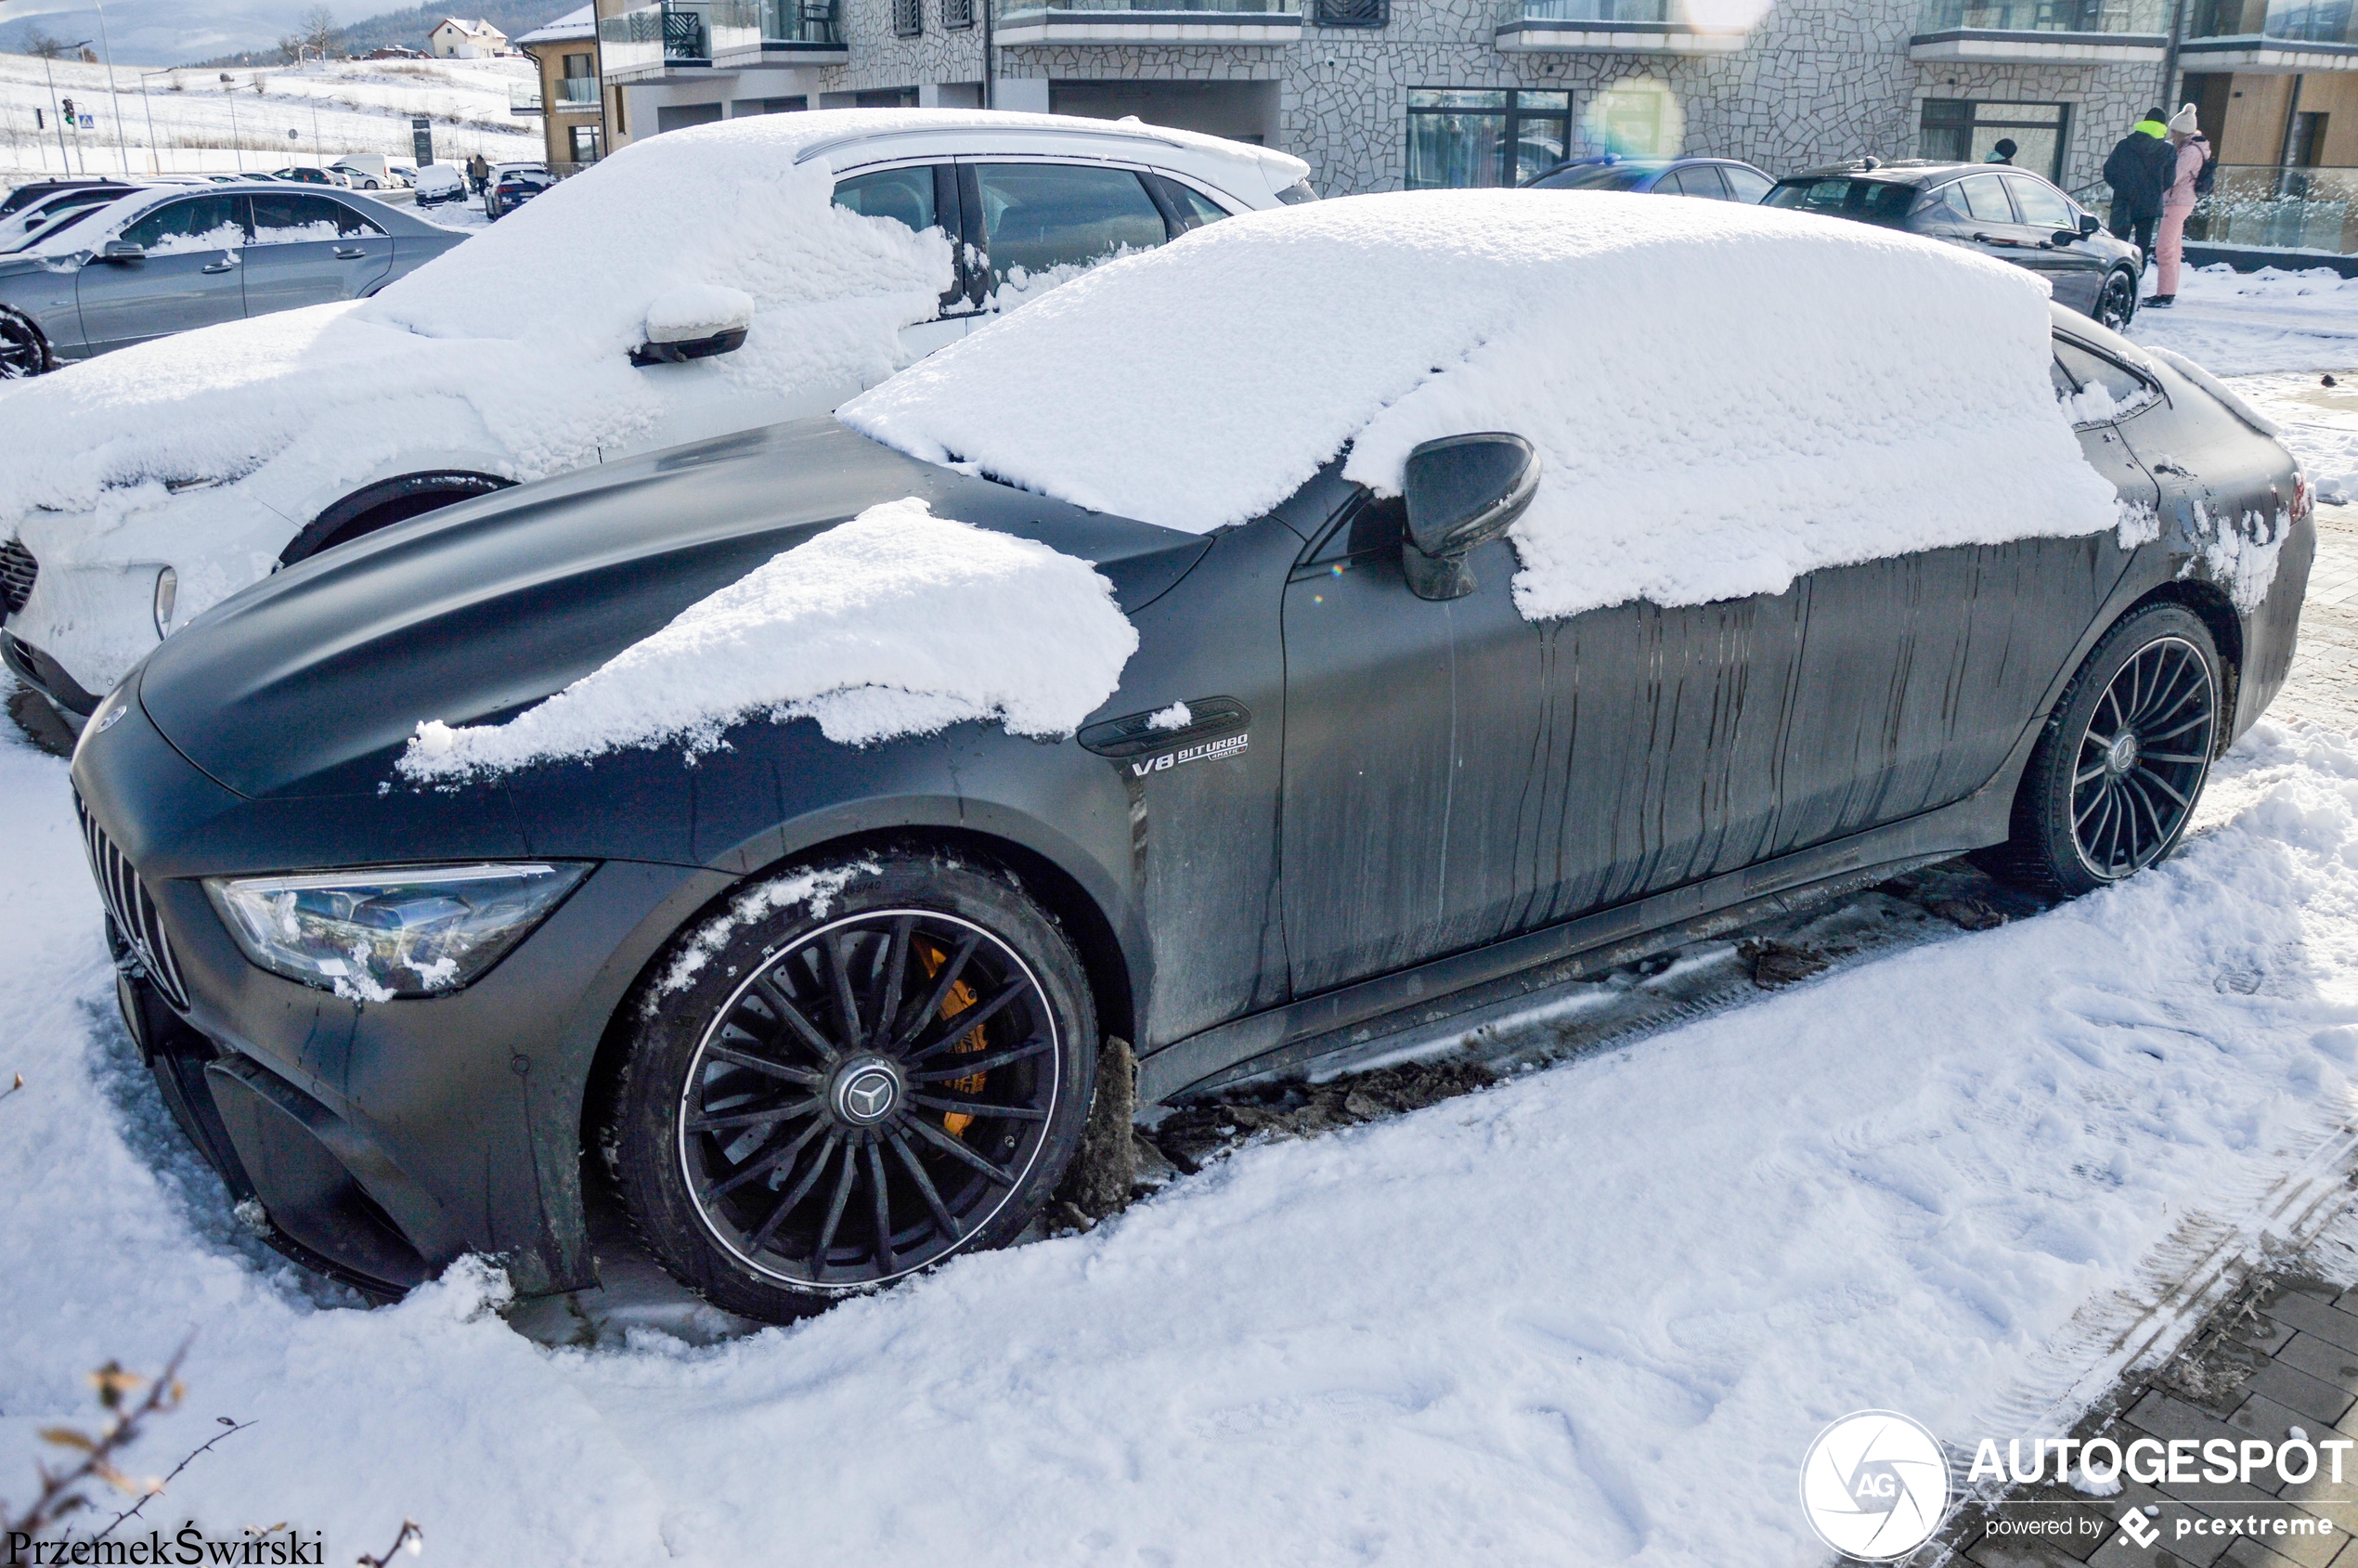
[601,0,842,78]
[510,83,544,114]
[993,0,1302,46]
[2184,162,2358,252]
[718,0,847,62]
[1907,0,2168,61]
[1495,0,1750,54]
[2180,0,2358,70]
[557,74,601,107]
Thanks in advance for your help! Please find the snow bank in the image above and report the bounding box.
[2131,264,2358,376]
[844,189,2124,621]
[397,498,1137,780]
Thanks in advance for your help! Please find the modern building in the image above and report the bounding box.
[590,0,2358,213]
[429,17,512,58]
[516,6,609,170]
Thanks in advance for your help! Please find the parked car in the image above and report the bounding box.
[0,110,1311,724]
[0,175,136,219]
[410,163,466,205]
[483,162,553,219]
[67,191,2311,1318]
[328,155,395,190]
[2,183,149,253]
[0,183,464,382]
[1767,160,2143,330]
[268,165,336,186]
[1525,154,1776,201]
[387,163,418,188]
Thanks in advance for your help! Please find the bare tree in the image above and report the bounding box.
[25,29,66,58]
[301,5,338,57]
[278,33,304,61]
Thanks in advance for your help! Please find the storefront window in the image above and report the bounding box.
[1919,99,2071,183]
[1406,89,1574,188]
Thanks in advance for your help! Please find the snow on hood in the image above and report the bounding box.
[396,497,1138,780]
[0,112,959,567]
[842,189,2126,621]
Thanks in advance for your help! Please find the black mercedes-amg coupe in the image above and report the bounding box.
[71,282,2312,1323]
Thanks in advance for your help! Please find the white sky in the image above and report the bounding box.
[0,2,330,66]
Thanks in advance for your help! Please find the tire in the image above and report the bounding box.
[2095,268,2137,332]
[605,846,1099,1322]
[0,308,53,380]
[1982,603,2222,897]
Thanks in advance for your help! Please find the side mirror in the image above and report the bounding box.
[1399,433,1539,601]
[2079,212,2101,237]
[99,240,144,264]
[632,283,754,367]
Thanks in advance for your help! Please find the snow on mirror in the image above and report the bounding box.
[843,189,2129,623]
[398,497,1138,782]
[637,283,757,365]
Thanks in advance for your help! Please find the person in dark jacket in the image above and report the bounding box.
[1986,138,2017,165]
[2103,110,2175,261]
[467,152,490,195]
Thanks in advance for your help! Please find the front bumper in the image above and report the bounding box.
[72,683,734,1299]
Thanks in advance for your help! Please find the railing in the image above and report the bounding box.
[1513,0,1666,19]
[944,0,975,27]
[557,74,599,105]
[998,0,1298,18]
[2187,0,2358,43]
[1315,0,1386,21]
[664,6,709,56]
[895,0,923,32]
[598,2,743,71]
[510,83,543,112]
[758,0,843,40]
[2183,162,2358,252]
[1915,0,2168,31]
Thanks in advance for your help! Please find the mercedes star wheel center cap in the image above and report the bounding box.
[2108,732,2140,773]
[833,1059,900,1126]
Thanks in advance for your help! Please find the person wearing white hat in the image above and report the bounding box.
[2150,104,2212,308]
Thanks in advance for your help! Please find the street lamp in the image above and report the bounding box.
[220,71,244,171]
[135,67,173,176]
[88,0,132,176]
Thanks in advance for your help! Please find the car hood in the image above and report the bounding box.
[137,418,1213,799]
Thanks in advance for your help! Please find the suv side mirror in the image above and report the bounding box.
[632,283,754,367]
[99,239,144,263]
[2079,212,2101,237]
[1400,432,1540,601]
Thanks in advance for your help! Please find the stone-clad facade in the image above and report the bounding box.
[597,0,2177,198]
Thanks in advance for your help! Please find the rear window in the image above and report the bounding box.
[1763,177,1923,227]
[1528,162,1661,191]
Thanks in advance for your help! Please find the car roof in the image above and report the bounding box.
[773,108,1310,202]
[16,181,444,256]
[1778,160,2058,188]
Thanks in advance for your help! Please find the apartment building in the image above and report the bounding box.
[517,7,609,170]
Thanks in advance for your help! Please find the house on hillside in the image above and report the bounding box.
[427,17,509,58]
[515,7,605,171]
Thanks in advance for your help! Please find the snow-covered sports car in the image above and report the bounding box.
[72,191,2311,1321]
[0,109,1311,722]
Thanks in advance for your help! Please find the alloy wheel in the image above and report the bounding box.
[0,313,47,379]
[2068,634,2214,880]
[676,909,1062,1289]
[2097,271,2136,332]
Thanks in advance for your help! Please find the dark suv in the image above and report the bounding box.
[1767,161,2143,330]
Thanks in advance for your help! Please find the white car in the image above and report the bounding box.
[0,109,1312,722]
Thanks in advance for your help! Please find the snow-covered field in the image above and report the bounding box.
[0,267,2354,1567]
[0,50,540,182]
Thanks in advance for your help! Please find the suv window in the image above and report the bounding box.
[1956,173,2017,226]
[120,195,245,254]
[1763,177,1921,227]
[973,163,1169,290]
[833,166,939,233]
[1157,176,1231,232]
[249,192,381,241]
[2054,338,2158,423]
[2002,173,2076,231]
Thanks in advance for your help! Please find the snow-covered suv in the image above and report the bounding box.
[0,109,1312,722]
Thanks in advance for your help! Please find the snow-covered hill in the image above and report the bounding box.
[0,51,542,182]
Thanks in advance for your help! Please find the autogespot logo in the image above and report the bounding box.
[1800,1410,1954,1562]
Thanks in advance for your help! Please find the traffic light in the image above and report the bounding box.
[59,97,73,117]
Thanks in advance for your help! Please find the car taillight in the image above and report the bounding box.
[2294,473,2315,524]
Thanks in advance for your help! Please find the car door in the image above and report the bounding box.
[74,193,247,356]
[959,161,1175,313]
[239,191,395,317]
[1768,339,2156,851]
[831,162,973,365]
[2003,172,2105,316]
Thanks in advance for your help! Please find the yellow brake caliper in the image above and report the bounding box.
[916,940,989,1136]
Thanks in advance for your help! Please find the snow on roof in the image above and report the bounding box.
[398,497,1139,779]
[434,17,505,36]
[514,6,595,44]
[842,189,2126,622]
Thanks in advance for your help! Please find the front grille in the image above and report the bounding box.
[0,536,34,616]
[75,792,190,1012]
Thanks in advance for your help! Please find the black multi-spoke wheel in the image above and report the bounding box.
[2096,268,2138,333]
[1983,603,2222,897]
[607,849,1095,1321]
[0,308,52,380]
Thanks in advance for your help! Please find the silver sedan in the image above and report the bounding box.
[0,181,465,378]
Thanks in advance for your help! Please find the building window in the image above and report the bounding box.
[894,0,924,34]
[1919,98,2070,183]
[570,124,602,162]
[1406,89,1573,188]
[2291,110,2329,167]
[1315,0,1388,25]
[945,0,974,27]
[563,51,592,78]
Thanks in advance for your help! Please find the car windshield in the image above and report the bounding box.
[1763,176,1923,227]
[1528,162,1664,191]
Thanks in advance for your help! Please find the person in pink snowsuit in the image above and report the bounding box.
[2151,103,2211,306]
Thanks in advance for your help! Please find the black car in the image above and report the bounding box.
[1525,155,1776,202]
[72,301,2311,1323]
[485,163,553,220]
[1768,161,2144,330]
[0,176,136,219]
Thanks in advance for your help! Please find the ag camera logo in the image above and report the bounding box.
[1800,1410,1953,1562]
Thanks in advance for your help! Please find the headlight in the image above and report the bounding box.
[204,862,590,1001]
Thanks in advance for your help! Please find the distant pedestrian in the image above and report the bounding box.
[2102,108,2175,264]
[467,151,489,194]
[2148,104,2212,308]
[1985,137,2017,165]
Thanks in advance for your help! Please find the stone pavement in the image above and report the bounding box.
[2277,497,2358,736]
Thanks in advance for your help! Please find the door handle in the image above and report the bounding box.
[201,255,240,273]
[333,246,367,259]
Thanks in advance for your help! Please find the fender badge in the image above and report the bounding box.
[94,704,127,735]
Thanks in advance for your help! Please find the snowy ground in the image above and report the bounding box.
[0,51,540,183]
[1,276,2356,1567]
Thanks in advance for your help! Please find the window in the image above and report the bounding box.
[1662,164,1730,199]
[656,103,724,133]
[2002,172,2076,230]
[2292,110,2328,168]
[944,0,974,26]
[833,166,939,234]
[1315,0,1388,26]
[1720,165,1771,202]
[563,51,592,77]
[893,0,923,34]
[120,195,244,254]
[1955,173,2016,225]
[2053,338,2157,423]
[974,164,1168,288]
[1406,89,1573,189]
[1157,176,1232,231]
[249,192,381,241]
[570,124,603,162]
[1919,99,2071,184]
[1763,177,1922,227]
[1528,161,1658,190]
